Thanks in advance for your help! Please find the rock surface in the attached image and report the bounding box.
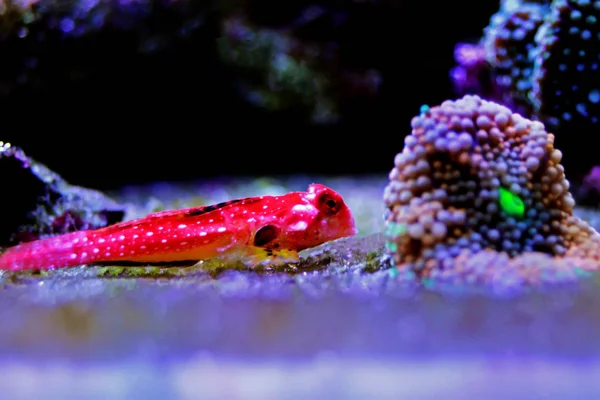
[0,142,129,247]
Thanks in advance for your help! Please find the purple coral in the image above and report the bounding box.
[383,95,600,285]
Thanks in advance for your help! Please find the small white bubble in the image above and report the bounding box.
[218,227,227,233]
[120,245,125,250]
[111,237,116,242]
[209,219,214,223]
[93,248,99,254]
[119,235,125,240]
[146,232,154,237]
[70,253,77,259]
[161,239,167,243]
[158,226,164,230]
[178,224,187,229]
[199,232,207,236]
[133,234,139,239]
[106,252,111,257]
[82,237,88,242]
[73,238,80,244]
[81,252,88,258]
[98,238,106,243]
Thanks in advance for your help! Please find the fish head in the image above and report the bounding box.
[268,183,357,252]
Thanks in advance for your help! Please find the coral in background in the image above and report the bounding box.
[451,0,600,182]
[530,0,600,128]
[383,95,600,286]
[482,1,548,116]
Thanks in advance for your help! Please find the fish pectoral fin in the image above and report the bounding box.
[229,245,300,269]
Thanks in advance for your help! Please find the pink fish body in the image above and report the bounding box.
[0,183,357,271]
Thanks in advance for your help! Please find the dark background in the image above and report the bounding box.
[1,1,499,191]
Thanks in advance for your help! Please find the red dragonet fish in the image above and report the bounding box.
[0,183,357,271]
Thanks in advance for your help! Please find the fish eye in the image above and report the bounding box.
[317,192,341,216]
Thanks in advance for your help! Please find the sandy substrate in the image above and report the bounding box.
[1,175,600,398]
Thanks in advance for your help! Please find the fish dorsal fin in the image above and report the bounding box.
[99,197,262,233]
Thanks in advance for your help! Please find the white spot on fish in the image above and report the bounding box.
[81,252,88,258]
[158,226,164,230]
[247,218,256,223]
[161,239,167,243]
[133,234,139,239]
[209,219,213,223]
[120,245,125,250]
[119,252,124,257]
[181,242,188,246]
[93,248,99,254]
[133,226,139,230]
[73,238,80,244]
[218,227,226,233]
[292,204,314,212]
[186,233,191,237]
[106,252,111,257]
[130,250,135,255]
[119,235,125,240]
[98,238,105,244]
[199,232,207,236]
[263,205,268,209]
[111,237,116,242]
[140,245,147,250]
[178,224,187,229]
[70,253,77,259]
[289,221,308,231]
[82,237,88,243]
[146,232,154,237]
[203,240,210,244]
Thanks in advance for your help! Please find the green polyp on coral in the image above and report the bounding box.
[498,187,526,218]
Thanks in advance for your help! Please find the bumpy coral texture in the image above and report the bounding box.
[482,2,548,115]
[383,95,600,285]
[531,0,600,128]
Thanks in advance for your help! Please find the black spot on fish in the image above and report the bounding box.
[254,225,279,247]
[183,197,261,218]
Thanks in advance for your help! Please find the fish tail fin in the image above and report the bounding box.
[0,230,93,271]
[234,245,300,268]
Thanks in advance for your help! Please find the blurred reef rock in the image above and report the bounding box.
[0,0,383,124]
[0,141,128,247]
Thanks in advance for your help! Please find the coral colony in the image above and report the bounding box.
[383,95,600,286]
